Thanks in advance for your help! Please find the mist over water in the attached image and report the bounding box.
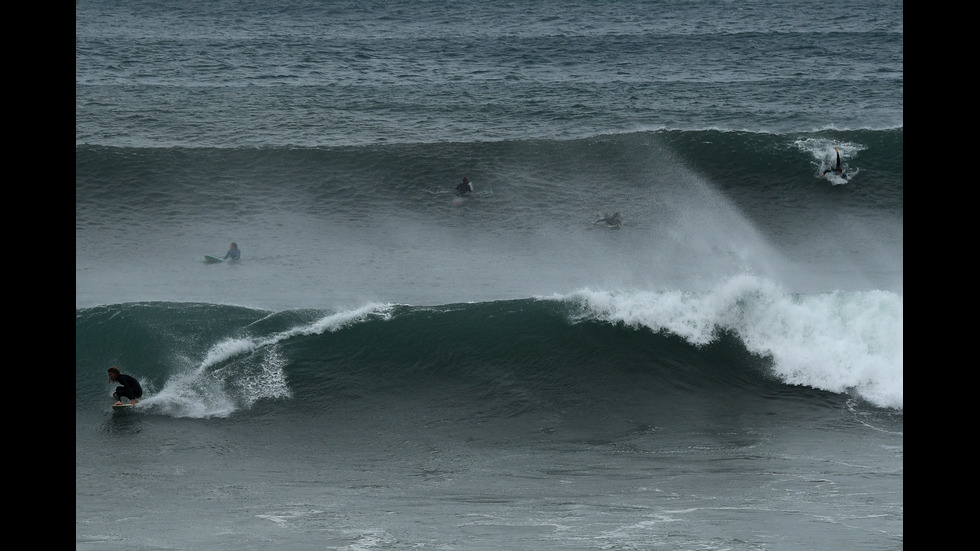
[76,130,902,311]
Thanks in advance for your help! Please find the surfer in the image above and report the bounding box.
[594,212,622,228]
[819,147,845,178]
[108,366,143,406]
[455,177,473,196]
[222,242,241,261]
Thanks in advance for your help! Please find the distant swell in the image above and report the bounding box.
[76,129,903,241]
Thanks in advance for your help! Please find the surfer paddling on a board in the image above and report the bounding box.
[108,366,143,406]
[594,212,622,228]
[819,147,846,179]
[222,242,241,261]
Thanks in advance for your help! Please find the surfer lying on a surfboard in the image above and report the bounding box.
[108,366,143,406]
[594,212,622,228]
[819,147,846,178]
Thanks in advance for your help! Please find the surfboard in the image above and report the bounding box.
[112,403,134,409]
[204,255,224,264]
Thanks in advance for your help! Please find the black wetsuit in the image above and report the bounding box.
[455,181,472,196]
[595,214,622,228]
[113,373,143,402]
[822,150,843,176]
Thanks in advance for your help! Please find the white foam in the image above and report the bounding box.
[555,274,903,409]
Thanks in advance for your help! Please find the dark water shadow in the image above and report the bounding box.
[99,409,147,436]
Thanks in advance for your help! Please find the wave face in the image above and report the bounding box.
[76,283,902,422]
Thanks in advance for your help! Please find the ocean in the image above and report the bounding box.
[76,1,903,550]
